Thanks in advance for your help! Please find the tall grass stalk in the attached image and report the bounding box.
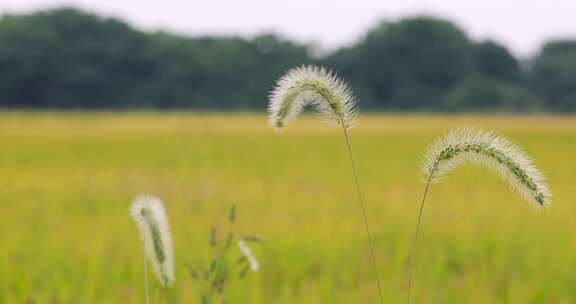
[406,127,550,303]
[268,65,384,303]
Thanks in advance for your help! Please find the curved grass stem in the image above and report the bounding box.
[144,242,150,304]
[341,124,384,304]
[405,170,434,304]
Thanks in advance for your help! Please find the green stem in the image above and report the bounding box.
[406,170,434,304]
[341,124,385,304]
[144,242,150,304]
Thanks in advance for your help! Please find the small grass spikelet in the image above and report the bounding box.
[268,65,358,130]
[131,195,175,287]
[421,127,550,207]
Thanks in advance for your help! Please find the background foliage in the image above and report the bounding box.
[0,7,575,111]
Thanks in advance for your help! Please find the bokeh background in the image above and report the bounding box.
[0,1,575,303]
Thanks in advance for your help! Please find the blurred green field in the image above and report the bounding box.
[0,112,575,303]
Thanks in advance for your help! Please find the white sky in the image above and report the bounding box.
[1,0,575,57]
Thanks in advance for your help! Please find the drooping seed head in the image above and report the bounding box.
[421,127,551,207]
[130,195,175,286]
[268,65,358,130]
[238,239,259,272]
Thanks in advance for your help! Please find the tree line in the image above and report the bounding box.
[0,7,574,112]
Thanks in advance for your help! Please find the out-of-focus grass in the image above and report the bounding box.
[0,112,575,303]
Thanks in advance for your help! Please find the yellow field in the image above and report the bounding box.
[0,113,575,303]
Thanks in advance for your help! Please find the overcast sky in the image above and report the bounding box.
[1,0,575,57]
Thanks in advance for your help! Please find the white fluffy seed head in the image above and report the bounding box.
[421,127,551,208]
[268,65,358,131]
[130,195,175,286]
[238,239,259,272]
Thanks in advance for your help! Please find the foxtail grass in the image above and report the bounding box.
[406,127,550,303]
[268,65,384,303]
[131,196,174,304]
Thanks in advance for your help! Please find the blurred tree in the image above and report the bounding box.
[442,40,534,112]
[443,76,531,111]
[326,16,474,110]
[473,40,522,83]
[0,8,154,108]
[180,34,311,109]
[530,40,576,112]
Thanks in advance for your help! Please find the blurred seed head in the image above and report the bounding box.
[237,239,259,272]
[229,204,236,223]
[130,195,175,286]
